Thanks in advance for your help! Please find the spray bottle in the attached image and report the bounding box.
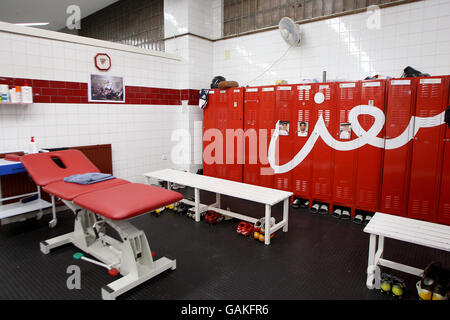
[29,136,39,154]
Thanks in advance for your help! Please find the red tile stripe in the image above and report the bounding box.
[0,77,199,106]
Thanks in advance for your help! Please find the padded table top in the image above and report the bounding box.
[43,178,130,201]
[74,183,183,220]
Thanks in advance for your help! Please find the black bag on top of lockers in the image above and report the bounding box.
[402,66,430,78]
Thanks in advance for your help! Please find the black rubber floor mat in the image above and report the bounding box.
[0,187,448,300]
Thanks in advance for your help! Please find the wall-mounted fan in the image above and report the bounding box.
[278,17,302,47]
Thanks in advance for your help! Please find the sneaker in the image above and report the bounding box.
[237,221,247,235]
[241,223,254,236]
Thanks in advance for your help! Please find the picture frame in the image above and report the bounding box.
[88,74,125,103]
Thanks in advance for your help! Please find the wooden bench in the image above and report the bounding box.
[364,212,450,289]
[144,169,293,245]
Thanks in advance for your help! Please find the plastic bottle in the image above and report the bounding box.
[21,82,33,103]
[29,136,39,154]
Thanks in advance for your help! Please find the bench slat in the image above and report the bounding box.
[364,213,450,252]
[144,169,292,206]
[366,223,450,249]
[371,213,450,234]
[368,215,450,240]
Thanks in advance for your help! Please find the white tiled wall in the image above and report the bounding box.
[0,31,180,88]
[213,0,450,85]
[164,0,222,40]
[2,0,449,184]
[0,103,183,183]
[0,28,196,183]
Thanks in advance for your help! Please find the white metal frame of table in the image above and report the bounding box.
[144,169,293,245]
[0,158,52,226]
[364,212,450,290]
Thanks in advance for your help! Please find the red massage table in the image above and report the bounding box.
[21,150,183,300]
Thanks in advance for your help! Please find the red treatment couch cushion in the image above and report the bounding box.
[73,183,183,220]
[44,178,130,201]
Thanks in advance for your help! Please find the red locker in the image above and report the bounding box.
[311,83,337,204]
[243,86,276,187]
[332,81,361,213]
[274,85,295,191]
[202,89,228,179]
[291,84,315,202]
[380,78,417,216]
[225,88,244,182]
[202,89,218,178]
[438,121,450,226]
[354,79,387,212]
[407,76,449,222]
[215,89,229,180]
[243,86,260,185]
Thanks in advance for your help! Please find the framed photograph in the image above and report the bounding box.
[339,122,352,140]
[88,74,125,103]
[278,121,290,136]
[297,121,308,137]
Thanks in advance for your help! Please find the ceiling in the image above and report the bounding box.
[0,0,119,31]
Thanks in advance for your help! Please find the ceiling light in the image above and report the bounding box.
[14,22,50,27]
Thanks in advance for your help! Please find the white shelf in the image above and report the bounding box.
[0,102,32,105]
[0,198,52,220]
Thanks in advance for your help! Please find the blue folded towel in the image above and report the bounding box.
[64,173,115,185]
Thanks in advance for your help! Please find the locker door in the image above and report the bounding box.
[291,84,315,200]
[203,89,218,178]
[333,81,361,210]
[225,88,244,182]
[408,76,449,222]
[274,85,295,191]
[243,87,260,185]
[380,79,417,216]
[355,80,386,212]
[215,89,229,179]
[311,83,337,203]
[438,125,450,226]
[257,86,276,188]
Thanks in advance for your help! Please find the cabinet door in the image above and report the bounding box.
[355,80,386,212]
[333,82,360,207]
[291,84,315,199]
[408,77,449,222]
[380,79,417,216]
[311,83,337,203]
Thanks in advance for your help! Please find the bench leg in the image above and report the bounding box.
[216,193,221,209]
[264,204,271,245]
[366,233,378,289]
[282,198,289,232]
[194,188,200,222]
